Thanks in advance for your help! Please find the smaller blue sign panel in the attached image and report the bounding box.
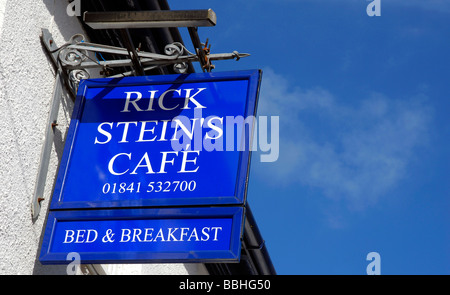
[39,207,244,264]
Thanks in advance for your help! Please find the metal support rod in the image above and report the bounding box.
[119,29,145,76]
[188,27,210,72]
[31,72,63,220]
[84,9,217,29]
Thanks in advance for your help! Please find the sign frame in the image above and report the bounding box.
[49,70,262,210]
[39,206,244,264]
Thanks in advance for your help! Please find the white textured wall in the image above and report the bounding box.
[0,0,207,275]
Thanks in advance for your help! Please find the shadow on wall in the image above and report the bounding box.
[31,83,75,275]
[42,0,87,42]
[32,0,81,275]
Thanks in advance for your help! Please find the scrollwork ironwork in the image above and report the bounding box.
[68,69,89,93]
[49,32,249,93]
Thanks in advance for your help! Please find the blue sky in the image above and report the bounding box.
[171,0,450,274]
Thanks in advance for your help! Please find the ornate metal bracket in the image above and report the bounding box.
[41,29,249,96]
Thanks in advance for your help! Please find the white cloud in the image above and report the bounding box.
[255,68,432,209]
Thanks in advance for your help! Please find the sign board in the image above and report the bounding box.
[39,207,244,264]
[39,70,262,264]
[50,70,262,209]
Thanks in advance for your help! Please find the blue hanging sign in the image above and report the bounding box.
[50,70,261,209]
[39,207,244,264]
